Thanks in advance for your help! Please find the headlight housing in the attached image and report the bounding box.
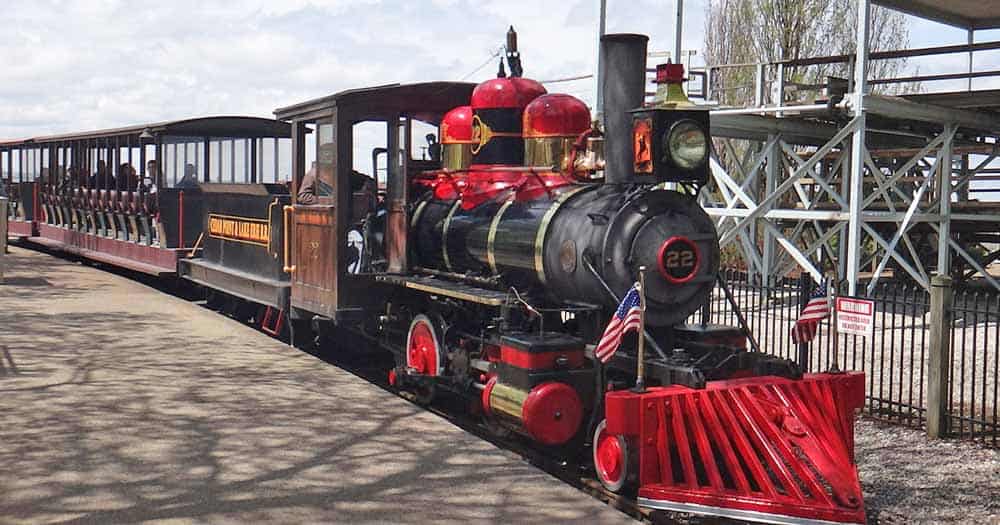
[664,120,708,170]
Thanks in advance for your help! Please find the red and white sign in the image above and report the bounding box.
[836,297,874,337]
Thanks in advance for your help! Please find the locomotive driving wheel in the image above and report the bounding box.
[593,419,631,493]
[402,314,444,406]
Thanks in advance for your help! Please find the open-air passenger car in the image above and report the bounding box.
[1,139,38,240]
[1,117,291,274]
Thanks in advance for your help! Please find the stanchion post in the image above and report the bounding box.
[827,276,841,373]
[0,196,7,283]
[797,272,813,371]
[633,266,647,393]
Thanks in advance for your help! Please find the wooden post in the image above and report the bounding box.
[927,274,953,439]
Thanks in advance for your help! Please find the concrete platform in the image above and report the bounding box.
[0,246,635,524]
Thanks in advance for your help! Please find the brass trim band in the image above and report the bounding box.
[441,200,461,272]
[487,199,514,275]
[410,199,428,230]
[524,137,575,171]
[487,382,527,420]
[534,186,587,285]
[441,144,474,171]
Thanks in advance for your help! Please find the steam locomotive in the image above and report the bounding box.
[2,30,867,525]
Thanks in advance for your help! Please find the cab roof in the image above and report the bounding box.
[274,81,476,124]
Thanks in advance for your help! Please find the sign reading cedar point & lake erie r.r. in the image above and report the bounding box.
[207,214,270,247]
[836,297,875,337]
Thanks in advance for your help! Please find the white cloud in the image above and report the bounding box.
[2,0,987,142]
[0,0,715,140]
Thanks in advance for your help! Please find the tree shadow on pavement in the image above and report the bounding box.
[0,288,628,524]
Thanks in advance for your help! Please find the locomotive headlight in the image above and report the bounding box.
[664,120,708,170]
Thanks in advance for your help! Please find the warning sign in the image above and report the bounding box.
[836,297,875,337]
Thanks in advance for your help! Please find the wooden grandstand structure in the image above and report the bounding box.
[687,0,1000,293]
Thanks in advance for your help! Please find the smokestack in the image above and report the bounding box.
[598,33,648,184]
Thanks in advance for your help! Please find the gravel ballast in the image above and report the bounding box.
[856,418,1000,524]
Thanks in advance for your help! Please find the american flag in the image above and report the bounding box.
[791,280,831,344]
[595,284,643,363]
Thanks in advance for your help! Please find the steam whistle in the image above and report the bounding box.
[506,26,523,78]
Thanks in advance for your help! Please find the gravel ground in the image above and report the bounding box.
[855,417,1000,524]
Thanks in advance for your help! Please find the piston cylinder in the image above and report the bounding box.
[482,378,583,446]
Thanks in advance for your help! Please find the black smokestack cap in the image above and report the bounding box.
[599,33,649,184]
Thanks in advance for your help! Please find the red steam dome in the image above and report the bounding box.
[523,94,591,138]
[470,77,547,110]
[440,106,474,145]
[469,77,547,166]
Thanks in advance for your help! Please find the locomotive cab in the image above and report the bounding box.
[274,82,476,322]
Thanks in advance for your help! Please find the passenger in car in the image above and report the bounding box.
[425,133,441,162]
[39,167,52,191]
[176,163,199,188]
[72,167,90,188]
[143,160,160,194]
[90,161,115,190]
[57,167,73,194]
[118,163,140,192]
[296,161,332,205]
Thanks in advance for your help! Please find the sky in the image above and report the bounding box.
[2,1,999,150]
[0,0,701,140]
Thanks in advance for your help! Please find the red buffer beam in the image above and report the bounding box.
[604,373,866,525]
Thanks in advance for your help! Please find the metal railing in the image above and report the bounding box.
[689,40,1000,105]
[948,290,1000,443]
[690,270,999,447]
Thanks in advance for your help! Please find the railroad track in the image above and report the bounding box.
[309,343,682,525]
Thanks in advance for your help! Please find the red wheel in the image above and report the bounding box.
[403,315,443,406]
[406,315,441,376]
[593,419,629,493]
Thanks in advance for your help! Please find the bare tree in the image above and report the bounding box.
[704,0,912,106]
[703,1,912,272]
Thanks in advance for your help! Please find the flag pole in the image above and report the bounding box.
[828,273,841,373]
[633,266,647,392]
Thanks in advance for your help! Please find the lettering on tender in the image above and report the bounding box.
[208,214,271,246]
